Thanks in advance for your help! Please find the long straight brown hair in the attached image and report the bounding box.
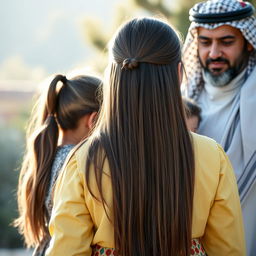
[86,17,195,256]
[15,74,102,247]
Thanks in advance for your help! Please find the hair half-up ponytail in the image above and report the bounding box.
[86,18,195,256]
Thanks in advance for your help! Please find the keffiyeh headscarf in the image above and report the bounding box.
[183,0,256,100]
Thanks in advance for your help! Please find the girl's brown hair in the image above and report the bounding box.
[15,74,102,247]
[86,18,195,256]
[183,97,202,122]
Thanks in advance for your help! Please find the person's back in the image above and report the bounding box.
[47,132,244,255]
[46,18,245,256]
[182,1,256,254]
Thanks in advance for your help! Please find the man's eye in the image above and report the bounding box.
[199,40,210,46]
[222,41,234,45]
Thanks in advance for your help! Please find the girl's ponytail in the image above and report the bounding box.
[15,74,66,247]
[15,73,102,247]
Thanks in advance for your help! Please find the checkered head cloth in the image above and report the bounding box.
[183,0,256,100]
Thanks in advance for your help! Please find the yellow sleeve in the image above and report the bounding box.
[202,144,246,256]
[45,152,94,256]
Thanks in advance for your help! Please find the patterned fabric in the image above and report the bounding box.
[45,144,74,216]
[92,238,206,256]
[33,144,74,256]
[92,245,116,256]
[190,239,206,256]
[182,0,256,100]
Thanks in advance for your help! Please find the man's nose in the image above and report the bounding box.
[209,43,222,59]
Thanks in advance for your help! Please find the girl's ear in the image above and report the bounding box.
[87,112,98,130]
[178,62,183,85]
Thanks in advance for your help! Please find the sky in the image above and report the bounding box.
[0,0,178,90]
[0,0,120,84]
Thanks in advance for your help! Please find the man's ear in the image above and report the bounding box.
[178,62,183,85]
[87,112,98,130]
[247,42,254,52]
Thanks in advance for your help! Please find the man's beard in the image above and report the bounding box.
[202,57,239,88]
[203,67,237,88]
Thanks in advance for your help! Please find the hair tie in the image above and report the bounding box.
[121,58,139,70]
[45,114,55,124]
[60,75,68,84]
[47,114,55,120]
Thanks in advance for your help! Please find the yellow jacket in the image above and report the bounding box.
[46,133,246,256]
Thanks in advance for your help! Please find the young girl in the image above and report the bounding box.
[183,97,201,132]
[46,18,245,256]
[15,74,102,256]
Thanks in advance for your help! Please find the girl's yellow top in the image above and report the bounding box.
[46,133,246,256]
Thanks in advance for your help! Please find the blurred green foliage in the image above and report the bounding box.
[82,0,200,73]
[83,0,256,74]
[0,124,25,248]
[0,94,32,248]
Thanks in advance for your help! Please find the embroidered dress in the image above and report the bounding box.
[33,144,74,256]
[92,239,206,256]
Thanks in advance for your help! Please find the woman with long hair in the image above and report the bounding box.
[15,74,102,255]
[46,18,245,256]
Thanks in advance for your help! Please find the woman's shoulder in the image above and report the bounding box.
[66,139,91,174]
[70,138,107,177]
[191,132,227,177]
[73,139,91,159]
[191,132,219,153]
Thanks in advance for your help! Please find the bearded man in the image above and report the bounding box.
[183,0,256,254]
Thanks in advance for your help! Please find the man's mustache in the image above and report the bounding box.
[206,57,229,66]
